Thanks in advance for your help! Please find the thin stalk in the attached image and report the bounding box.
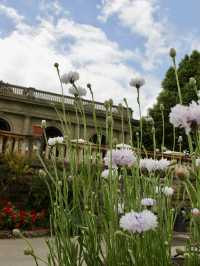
[123,98,133,146]
[137,87,143,151]
[172,57,182,104]
[161,109,165,156]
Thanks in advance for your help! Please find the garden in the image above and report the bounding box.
[2,48,200,266]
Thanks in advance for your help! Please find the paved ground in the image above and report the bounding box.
[0,238,48,266]
[0,234,188,266]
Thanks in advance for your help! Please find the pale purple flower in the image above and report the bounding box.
[120,210,158,233]
[139,158,170,172]
[169,104,190,134]
[101,169,117,179]
[141,198,156,207]
[104,149,136,168]
[61,71,79,84]
[169,101,200,134]
[162,186,174,196]
[69,86,86,97]
[191,208,200,216]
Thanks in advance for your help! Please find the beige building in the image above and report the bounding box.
[0,81,133,157]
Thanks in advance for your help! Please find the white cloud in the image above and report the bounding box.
[0,2,162,118]
[98,0,172,70]
[0,3,24,24]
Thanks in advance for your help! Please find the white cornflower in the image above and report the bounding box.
[191,208,200,216]
[120,210,158,233]
[61,71,79,84]
[69,86,87,97]
[48,136,63,146]
[101,169,117,179]
[104,149,136,168]
[116,143,132,150]
[141,198,156,207]
[162,186,174,196]
[139,158,170,172]
[129,77,145,88]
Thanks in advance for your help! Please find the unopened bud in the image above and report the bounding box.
[178,136,183,143]
[160,103,164,111]
[39,169,47,177]
[107,116,113,127]
[24,249,34,256]
[169,48,176,58]
[41,120,47,128]
[54,62,59,68]
[189,77,197,86]
[175,165,189,180]
[12,229,21,237]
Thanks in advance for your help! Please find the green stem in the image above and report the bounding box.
[172,57,182,104]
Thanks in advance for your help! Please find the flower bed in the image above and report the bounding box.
[0,200,48,231]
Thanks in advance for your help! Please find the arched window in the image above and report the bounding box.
[45,126,63,139]
[0,118,11,131]
[42,126,63,154]
[90,134,106,145]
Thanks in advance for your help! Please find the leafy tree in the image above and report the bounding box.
[147,50,200,150]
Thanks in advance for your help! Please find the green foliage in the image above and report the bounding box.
[148,50,200,150]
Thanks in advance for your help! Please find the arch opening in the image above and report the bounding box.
[0,118,11,131]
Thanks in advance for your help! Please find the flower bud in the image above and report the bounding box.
[39,169,47,177]
[189,77,197,86]
[160,103,164,111]
[24,249,34,256]
[12,229,21,237]
[175,165,189,180]
[107,116,113,127]
[41,120,47,128]
[169,48,176,58]
[178,136,183,143]
[58,181,62,186]
[108,99,113,107]
[54,62,59,68]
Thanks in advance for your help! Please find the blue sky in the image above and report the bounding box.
[0,0,199,117]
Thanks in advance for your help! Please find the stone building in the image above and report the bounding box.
[0,81,134,158]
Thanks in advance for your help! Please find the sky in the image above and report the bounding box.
[0,0,200,118]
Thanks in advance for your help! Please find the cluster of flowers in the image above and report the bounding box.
[104,148,137,168]
[120,210,157,233]
[156,186,174,196]
[169,101,200,134]
[140,158,170,172]
[0,202,46,230]
[48,136,64,146]
[119,188,174,233]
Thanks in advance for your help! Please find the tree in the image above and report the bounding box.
[147,50,200,150]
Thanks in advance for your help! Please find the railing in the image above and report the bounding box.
[0,131,191,163]
[0,130,107,163]
[0,81,130,116]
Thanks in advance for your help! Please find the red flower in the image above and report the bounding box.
[31,210,37,223]
[19,210,26,225]
[3,207,13,215]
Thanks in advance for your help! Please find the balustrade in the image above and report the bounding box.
[0,81,131,117]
